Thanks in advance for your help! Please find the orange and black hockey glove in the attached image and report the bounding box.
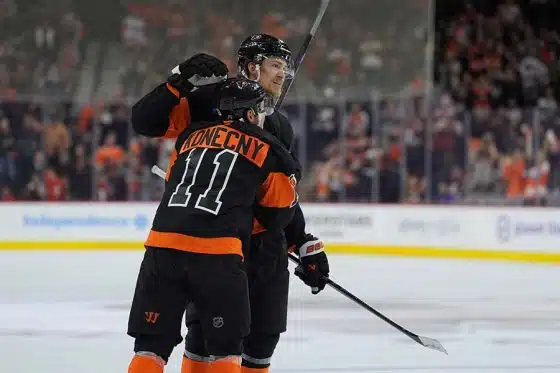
[294,234,329,294]
[167,53,228,96]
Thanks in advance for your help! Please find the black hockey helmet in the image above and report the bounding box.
[217,78,267,120]
[237,33,293,77]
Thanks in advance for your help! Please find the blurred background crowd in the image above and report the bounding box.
[1,0,560,205]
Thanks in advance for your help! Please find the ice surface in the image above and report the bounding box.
[1,252,559,373]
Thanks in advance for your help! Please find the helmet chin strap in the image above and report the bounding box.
[240,63,261,82]
[250,64,261,82]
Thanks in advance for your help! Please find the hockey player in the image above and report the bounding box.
[183,34,330,373]
[127,77,300,373]
[131,36,330,373]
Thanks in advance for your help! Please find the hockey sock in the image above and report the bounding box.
[128,354,164,373]
[209,356,241,373]
[181,355,211,373]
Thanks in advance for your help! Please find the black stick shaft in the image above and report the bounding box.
[287,252,447,354]
[275,0,330,109]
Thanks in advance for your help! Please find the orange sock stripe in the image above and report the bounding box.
[181,355,211,373]
[128,355,164,373]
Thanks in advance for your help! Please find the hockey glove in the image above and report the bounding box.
[167,53,228,96]
[294,234,329,294]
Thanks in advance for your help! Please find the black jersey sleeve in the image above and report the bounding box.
[283,202,307,250]
[264,111,308,247]
[131,83,188,138]
[254,169,298,232]
[131,82,221,139]
[251,128,300,233]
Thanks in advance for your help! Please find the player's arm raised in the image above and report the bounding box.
[131,53,228,139]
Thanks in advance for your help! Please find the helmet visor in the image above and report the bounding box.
[261,55,295,79]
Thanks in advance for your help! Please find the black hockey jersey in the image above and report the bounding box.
[132,82,309,249]
[145,119,299,258]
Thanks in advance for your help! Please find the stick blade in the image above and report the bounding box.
[417,335,448,355]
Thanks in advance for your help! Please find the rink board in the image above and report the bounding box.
[1,202,560,263]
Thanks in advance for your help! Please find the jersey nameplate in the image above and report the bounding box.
[179,125,270,167]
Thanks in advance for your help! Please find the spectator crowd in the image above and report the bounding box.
[1,0,560,205]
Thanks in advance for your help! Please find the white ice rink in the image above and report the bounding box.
[0,252,559,373]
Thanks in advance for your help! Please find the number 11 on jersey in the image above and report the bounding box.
[168,148,238,215]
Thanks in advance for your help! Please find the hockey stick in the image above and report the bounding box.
[151,165,167,179]
[287,252,448,354]
[275,0,331,109]
[151,165,447,354]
